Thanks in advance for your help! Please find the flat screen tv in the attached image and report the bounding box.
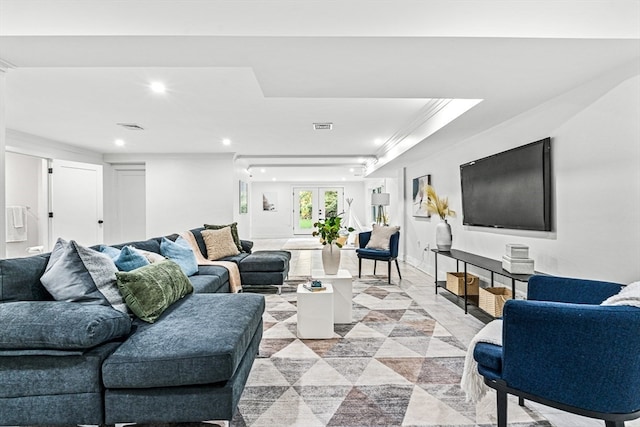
[460,138,552,231]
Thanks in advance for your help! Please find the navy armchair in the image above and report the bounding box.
[474,275,640,427]
[356,230,401,284]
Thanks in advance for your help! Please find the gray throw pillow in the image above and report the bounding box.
[40,238,127,313]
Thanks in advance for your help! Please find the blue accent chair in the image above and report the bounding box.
[474,275,640,427]
[356,230,401,284]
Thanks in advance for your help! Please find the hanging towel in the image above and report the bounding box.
[6,206,28,242]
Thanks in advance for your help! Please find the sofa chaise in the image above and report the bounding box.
[0,229,291,425]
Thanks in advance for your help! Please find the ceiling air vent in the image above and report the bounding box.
[116,123,145,131]
[313,122,333,130]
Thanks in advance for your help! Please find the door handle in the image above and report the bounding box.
[98,220,104,224]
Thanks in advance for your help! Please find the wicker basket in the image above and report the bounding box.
[479,287,513,317]
[446,272,479,296]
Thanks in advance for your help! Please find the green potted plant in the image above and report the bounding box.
[313,214,354,274]
[423,185,456,251]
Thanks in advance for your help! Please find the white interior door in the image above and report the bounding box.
[293,187,344,235]
[113,166,146,242]
[49,159,103,246]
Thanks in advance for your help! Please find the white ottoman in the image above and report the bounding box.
[296,283,334,339]
[311,269,353,324]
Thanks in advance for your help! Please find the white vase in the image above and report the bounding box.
[321,243,341,274]
[436,219,452,251]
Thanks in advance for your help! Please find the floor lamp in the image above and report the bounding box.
[371,193,390,225]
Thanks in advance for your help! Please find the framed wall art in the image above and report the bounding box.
[262,192,278,212]
[239,180,248,214]
[412,174,431,217]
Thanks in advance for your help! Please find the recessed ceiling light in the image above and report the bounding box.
[272,177,277,181]
[114,139,125,147]
[222,138,231,146]
[341,177,346,181]
[150,81,166,93]
[260,168,266,173]
[349,168,354,173]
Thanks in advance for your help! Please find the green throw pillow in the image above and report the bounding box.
[116,260,193,323]
[204,222,243,252]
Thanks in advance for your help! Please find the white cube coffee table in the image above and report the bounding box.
[296,283,334,339]
[311,269,353,324]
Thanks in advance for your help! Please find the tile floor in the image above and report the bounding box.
[251,238,639,427]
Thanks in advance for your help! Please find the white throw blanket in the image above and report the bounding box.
[460,319,503,403]
[601,281,640,308]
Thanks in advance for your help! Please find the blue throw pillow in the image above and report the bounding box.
[114,246,150,272]
[99,244,121,260]
[160,236,198,276]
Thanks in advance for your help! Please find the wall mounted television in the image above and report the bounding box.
[460,137,552,231]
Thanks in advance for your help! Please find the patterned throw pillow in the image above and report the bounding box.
[365,224,400,250]
[116,260,193,323]
[40,238,127,313]
[201,227,240,260]
[204,222,243,252]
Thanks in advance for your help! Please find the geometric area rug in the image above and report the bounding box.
[230,278,553,427]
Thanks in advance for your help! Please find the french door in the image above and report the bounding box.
[293,187,344,235]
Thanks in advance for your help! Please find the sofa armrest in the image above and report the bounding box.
[241,240,253,254]
[527,274,623,304]
[502,299,640,413]
[0,301,131,351]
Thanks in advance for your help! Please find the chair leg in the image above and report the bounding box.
[395,259,402,279]
[358,257,362,278]
[518,396,525,406]
[605,421,625,427]
[373,260,377,275]
[388,261,392,284]
[496,390,508,427]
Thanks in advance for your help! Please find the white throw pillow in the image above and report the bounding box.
[365,224,400,250]
[202,227,241,260]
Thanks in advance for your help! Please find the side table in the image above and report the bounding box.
[296,283,334,339]
[311,269,353,324]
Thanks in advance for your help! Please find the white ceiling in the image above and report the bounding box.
[1,0,639,182]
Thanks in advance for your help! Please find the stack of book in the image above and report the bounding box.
[502,244,534,274]
[303,282,326,292]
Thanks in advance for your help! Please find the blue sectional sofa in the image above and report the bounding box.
[0,229,291,425]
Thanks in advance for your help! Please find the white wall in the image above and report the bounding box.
[250,181,367,239]
[144,154,235,238]
[403,65,640,285]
